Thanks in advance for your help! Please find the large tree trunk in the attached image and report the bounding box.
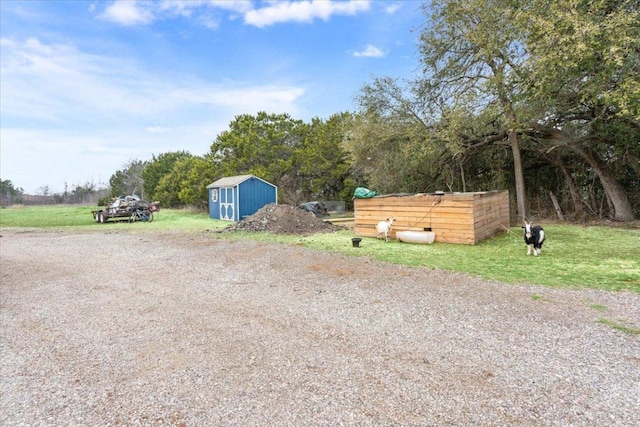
[570,144,635,221]
[495,65,527,223]
[597,169,634,221]
[509,131,527,222]
[535,127,635,221]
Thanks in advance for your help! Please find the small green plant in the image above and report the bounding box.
[597,318,640,335]
[530,294,543,301]
[588,303,608,312]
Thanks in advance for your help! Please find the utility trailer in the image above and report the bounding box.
[92,195,160,223]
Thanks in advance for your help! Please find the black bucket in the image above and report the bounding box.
[351,237,362,248]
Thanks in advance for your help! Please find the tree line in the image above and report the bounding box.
[0,179,108,206]
[104,112,355,210]
[4,0,638,221]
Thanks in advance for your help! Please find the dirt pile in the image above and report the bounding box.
[222,203,341,235]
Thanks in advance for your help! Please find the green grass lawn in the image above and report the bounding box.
[2,204,639,293]
[0,204,214,231]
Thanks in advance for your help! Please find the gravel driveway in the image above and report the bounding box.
[1,228,639,426]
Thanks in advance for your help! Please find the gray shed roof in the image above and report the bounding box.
[206,174,275,189]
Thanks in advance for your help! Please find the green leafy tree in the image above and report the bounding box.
[417,0,530,221]
[0,179,24,204]
[209,112,304,186]
[180,157,215,208]
[354,0,638,221]
[345,109,437,194]
[523,0,640,220]
[142,151,193,201]
[176,156,216,208]
[287,113,352,203]
[108,160,146,199]
[154,174,181,208]
[154,156,215,208]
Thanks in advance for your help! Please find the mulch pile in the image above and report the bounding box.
[221,203,342,235]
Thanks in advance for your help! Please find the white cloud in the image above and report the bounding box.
[99,0,255,27]
[1,37,161,122]
[157,0,254,17]
[0,37,308,193]
[353,44,385,58]
[244,0,371,28]
[203,0,255,15]
[97,0,370,29]
[1,38,305,124]
[145,126,171,133]
[385,3,402,15]
[100,0,155,26]
[200,86,305,109]
[195,14,222,30]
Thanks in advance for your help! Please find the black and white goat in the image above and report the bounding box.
[522,221,546,256]
[376,217,395,242]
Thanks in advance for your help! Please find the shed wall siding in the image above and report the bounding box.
[473,192,510,242]
[238,178,276,219]
[354,190,509,244]
[209,189,220,219]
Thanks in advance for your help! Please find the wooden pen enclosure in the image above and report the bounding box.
[354,190,510,244]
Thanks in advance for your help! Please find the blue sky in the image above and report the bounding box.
[1,0,424,194]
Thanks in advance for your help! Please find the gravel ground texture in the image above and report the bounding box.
[1,227,639,426]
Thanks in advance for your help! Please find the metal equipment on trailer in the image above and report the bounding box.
[92,195,160,223]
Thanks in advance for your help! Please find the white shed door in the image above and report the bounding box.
[219,187,235,220]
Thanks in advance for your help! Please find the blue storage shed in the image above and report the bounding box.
[207,174,277,221]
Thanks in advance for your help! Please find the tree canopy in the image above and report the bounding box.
[0,179,24,205]
[108,160,146,199]
[208,112,353,205]
[351,0,638,221]
[142,151,193,201]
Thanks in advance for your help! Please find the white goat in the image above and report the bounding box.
[376,217,395,242]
